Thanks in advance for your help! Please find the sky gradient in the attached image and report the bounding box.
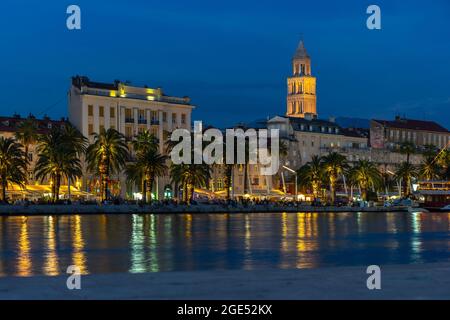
[1,0,449,128]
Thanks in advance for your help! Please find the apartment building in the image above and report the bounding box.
[68,76,195,199]
[371,116,450,150]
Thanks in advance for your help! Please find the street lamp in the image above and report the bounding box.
[282,165,297,200]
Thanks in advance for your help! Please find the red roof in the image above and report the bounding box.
[0,116,67,134]
[372,118,449,133]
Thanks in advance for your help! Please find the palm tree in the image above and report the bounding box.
[296,155,324,201]
[170,163,211,202]
[321,152,348,203]
[0,137,28,203]
[126,130,167,203]
[86,128,129,201]
[419,156,441,181]
[35,127,83,202]
[133,130,159,154]
[437,149,450,180]
[62,123,88,199]
[15,117,38,178]
[395,161,418,197]
[348,160,382,201]
[399,141,416,165]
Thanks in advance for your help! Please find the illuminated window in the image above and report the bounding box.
[99,125,104,132]
[88,105,93,116]
[99,106,104,117]
[181,114,186,124]
[163,112,167,122]
[172,113,177,124]
[110,107,115,118]
[88,124,94,135]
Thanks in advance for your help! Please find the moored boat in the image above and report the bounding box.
[417,181,450,211]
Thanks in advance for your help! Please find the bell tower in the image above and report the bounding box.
[286,40,317,118]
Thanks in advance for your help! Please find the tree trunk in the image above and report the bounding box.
[225,165,232,200]
[330,178,336,204]
[103,175,108,202]
[55,174,61,202]
[189,183,194,202]
[142,179,147,204]
[24,145,29,183]
[243,164,249,194]
[147,175,154,204]
[182,181,187,202]
[1,181,6,203]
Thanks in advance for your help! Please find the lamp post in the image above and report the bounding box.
[282,165,297,200]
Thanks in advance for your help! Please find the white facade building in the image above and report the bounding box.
[68,76,194,199]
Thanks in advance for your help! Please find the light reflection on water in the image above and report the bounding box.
[0,212,449,277]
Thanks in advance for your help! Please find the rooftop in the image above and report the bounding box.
[71,75,192,106]
[372,117,449,133]
[0,114,67,134]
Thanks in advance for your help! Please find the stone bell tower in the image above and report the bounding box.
[286,40,317,118]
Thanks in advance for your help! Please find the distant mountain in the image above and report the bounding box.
[335,117,370,129]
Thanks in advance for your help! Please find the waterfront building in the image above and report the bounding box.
[371,116,450,150]
[68,76,195,199]
[0,114,72,199]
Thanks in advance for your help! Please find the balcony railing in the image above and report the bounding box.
[150,119,160,125]
[125,118,134,123]
[138,119,147,124]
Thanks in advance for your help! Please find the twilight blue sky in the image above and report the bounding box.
[0,0,449,128]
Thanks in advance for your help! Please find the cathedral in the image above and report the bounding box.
[286,41,317,118]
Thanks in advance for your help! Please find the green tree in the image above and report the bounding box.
[0,137,28,203]
[395,161,418,197]
[35,126,83,202]
[170,163,211,202]
[399,141,416,165]
[14,117,38,178]
[321,152,348,203]
[348,160,382,201]
[296,155,324,200]
[86,128,129,201]
[419,156,441,181]
[126,130,167,203]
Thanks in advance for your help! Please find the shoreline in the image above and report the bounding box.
[0,204,409,216]
[1,262,450,299]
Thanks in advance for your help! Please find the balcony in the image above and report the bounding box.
[150,119,160,125]
[125,118,134,123]
[138,118,147,124]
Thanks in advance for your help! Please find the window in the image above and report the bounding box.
[181,114,186,124]
[163,112,167,122]
[172,113,177,124]
[125,108,132,118]
[125,126,132,138]
[99,106,104,117]
[88,105,93,116]
[99,125,104,132]
[110,107,115,118]
[139,109,145,120]
[151,111,157,121]
[88,124,94,135]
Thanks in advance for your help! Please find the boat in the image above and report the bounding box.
[417,181,450,211]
